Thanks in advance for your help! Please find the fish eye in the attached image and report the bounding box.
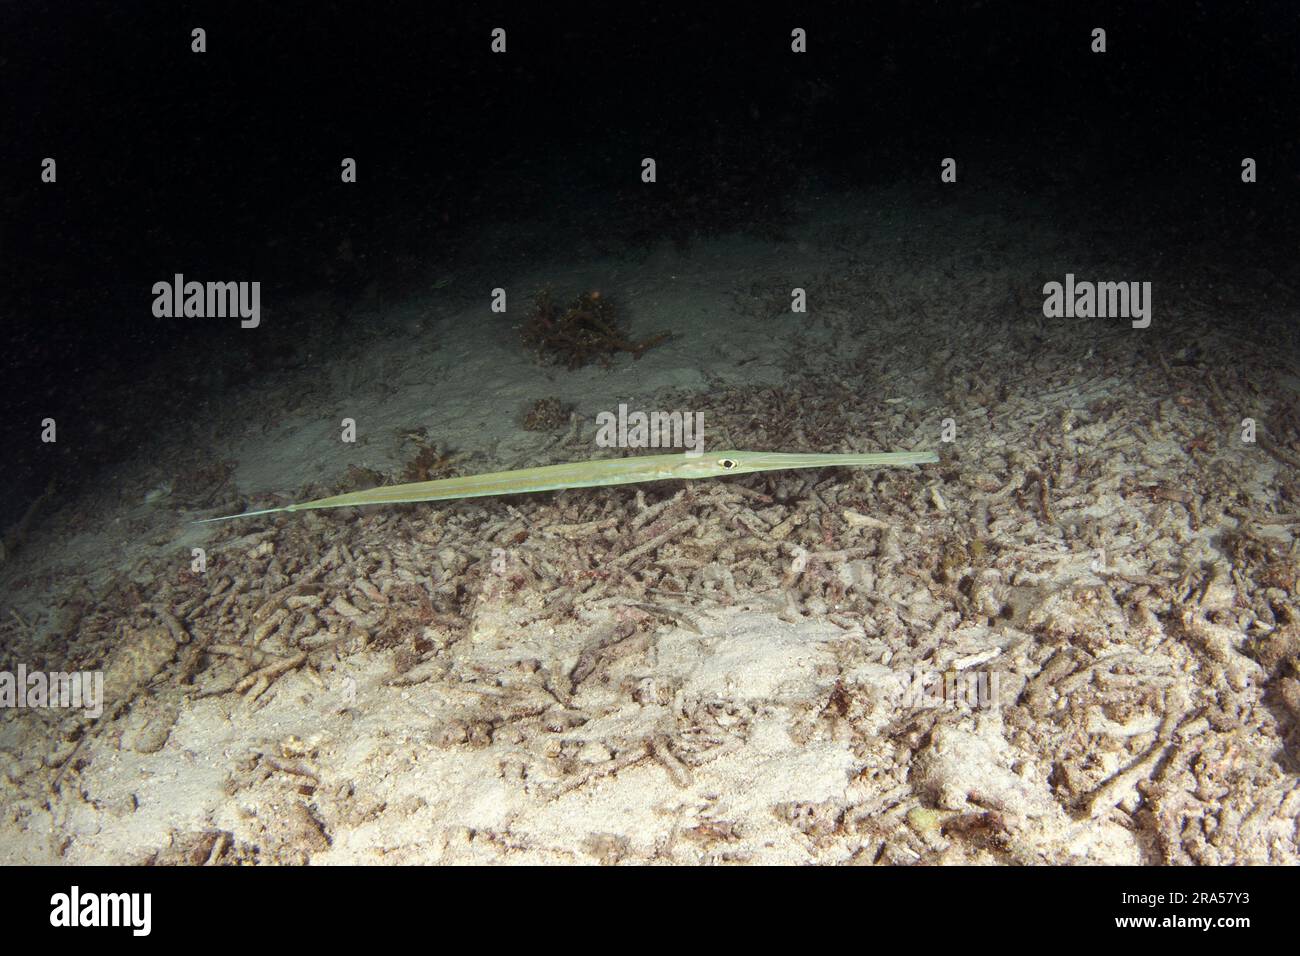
[718,458,737,469]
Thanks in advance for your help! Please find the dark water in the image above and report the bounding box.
[2,0,1297,530]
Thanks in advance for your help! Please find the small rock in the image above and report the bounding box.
[577,741,612,764]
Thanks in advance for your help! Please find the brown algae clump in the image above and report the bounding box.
[519,288,669,369]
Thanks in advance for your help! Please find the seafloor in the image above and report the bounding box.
[1,185,1297,864]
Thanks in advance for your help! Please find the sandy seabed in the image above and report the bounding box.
[2,186,1298,864]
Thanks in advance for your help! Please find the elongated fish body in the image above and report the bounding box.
[198,448,939,522]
